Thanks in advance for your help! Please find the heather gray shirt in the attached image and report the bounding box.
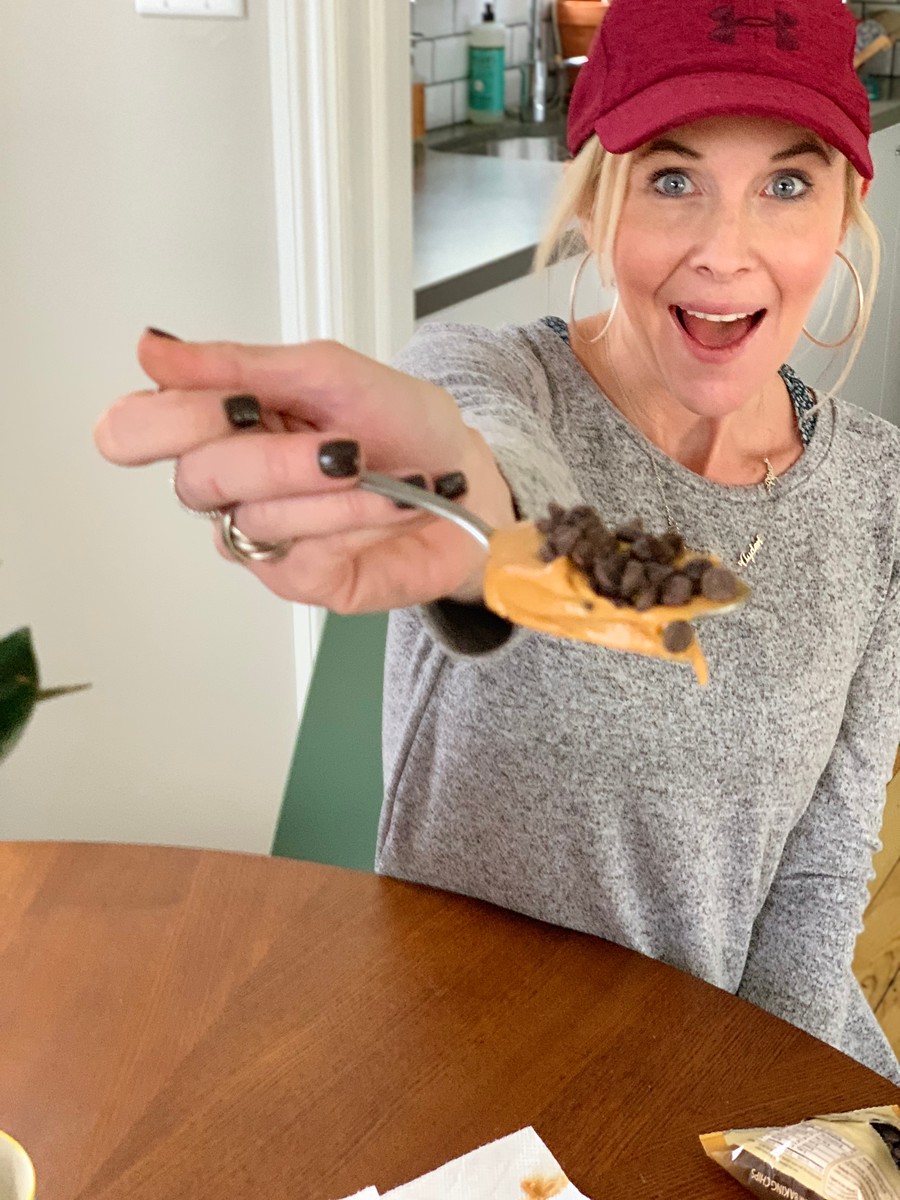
[379,317,900,1084]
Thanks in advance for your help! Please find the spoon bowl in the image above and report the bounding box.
[358,472,750,683]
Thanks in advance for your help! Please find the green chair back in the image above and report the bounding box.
[272,612,388,871]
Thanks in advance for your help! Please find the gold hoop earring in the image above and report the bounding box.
[801,250,863,349]
[569,250,618,343]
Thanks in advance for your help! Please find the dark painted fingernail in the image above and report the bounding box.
[146,327,181,341]
[435,471,468,501]
[223,394,262,430]
[395,474,428,510]
[318,439,360,478]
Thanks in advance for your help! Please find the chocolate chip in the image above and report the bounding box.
[630,534,660,562]
[701,566,739,602]
[592,554,624,596]
[682,558,711,582]
[620,559,648,597]
[633,586,658,611]
[645,562,675,587]
[536,505,736,624]
[615,519,644,543]
[660,530,685,560]
[660,573,693,606]
[570,537,595,571]
[663,621,695,653]
[567,505,596,524]
[549,524,581,557]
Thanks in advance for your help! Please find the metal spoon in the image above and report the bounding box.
[358,471,493,548]
[358,471,748,621]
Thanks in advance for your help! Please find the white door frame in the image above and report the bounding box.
[267,0,414,716]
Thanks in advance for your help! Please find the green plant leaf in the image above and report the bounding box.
[0,628,90,764]
[0,627,39,762]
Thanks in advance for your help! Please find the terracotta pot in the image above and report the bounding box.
[556,1,609,93]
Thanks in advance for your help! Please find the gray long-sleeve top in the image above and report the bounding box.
[379,316,900,1084]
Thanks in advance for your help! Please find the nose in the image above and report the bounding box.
[686,204,757,280]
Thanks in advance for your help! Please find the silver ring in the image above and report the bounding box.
[219,509,293,563]
[171,466,223,520]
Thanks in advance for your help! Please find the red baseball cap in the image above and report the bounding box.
[567,0,873,179]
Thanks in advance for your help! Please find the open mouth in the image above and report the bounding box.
[672,306,766,351]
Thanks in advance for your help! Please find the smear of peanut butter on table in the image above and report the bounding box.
[520,1174,569,1199]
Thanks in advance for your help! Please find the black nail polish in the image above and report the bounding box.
[146,327,180,341]
[223,394,262,430]
[318,440,360,479]
[434,471,468,501]
[395,474,428,510]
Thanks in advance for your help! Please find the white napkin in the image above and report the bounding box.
[336,1190,380,1199]
[379,1127,591,1200]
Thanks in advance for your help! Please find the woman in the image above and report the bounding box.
[95,0,900,1082]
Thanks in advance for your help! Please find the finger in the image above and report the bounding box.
[137,331,366,417]
[224,479,437,543]
[175,430,364,511]
[135,330,463,468]
[94,388,302,465]
[213,518,478,614]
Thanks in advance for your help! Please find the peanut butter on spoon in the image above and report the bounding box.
[483,520,749,685]
[357,476,749,683]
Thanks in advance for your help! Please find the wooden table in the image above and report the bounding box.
[1,843,898,1200]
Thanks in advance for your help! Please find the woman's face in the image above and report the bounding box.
[610,116,849,416]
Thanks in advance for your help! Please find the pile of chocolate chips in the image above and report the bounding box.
[535,504,740,654]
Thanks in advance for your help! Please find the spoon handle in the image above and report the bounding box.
[358,471,494,550]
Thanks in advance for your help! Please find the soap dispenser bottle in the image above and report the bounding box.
[468,3,506,124]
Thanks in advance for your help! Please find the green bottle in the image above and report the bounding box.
[468,2,506,125]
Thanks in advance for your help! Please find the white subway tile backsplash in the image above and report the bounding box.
[425,81,455,129]
[454,0,482,33]
[495,0,532,24]
[504,66,522,111]
[433,34,469,81]
[510,22,530,65]
[412,0,455,39]
[414,0,535,131]
[413,39,435,84]
[453,79,469,122]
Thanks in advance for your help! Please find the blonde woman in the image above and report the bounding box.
[95,0,900,1082]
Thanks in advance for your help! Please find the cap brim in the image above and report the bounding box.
[593,72,873,179]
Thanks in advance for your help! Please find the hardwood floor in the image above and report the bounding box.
[853,766,900,1059]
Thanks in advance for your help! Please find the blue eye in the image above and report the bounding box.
[767,173,810,200]
[652,171,694,197]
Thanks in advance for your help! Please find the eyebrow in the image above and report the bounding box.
[771,139,836,166]
[637,138,702,161]
[637,136,836,167]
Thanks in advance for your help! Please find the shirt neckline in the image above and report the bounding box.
[535,315,834,506]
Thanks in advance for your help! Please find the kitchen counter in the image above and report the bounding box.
[413,145,564,317]
[414,95,900,319]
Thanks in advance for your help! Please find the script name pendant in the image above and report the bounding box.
[737,534,763,570]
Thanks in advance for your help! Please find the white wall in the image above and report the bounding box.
[0,2,298,850]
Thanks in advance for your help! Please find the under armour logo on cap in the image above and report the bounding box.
[709,5,800,50]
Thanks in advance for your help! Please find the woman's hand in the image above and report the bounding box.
[93,330,517,613]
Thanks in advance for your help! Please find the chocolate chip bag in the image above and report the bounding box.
[700,1105,900,1199]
